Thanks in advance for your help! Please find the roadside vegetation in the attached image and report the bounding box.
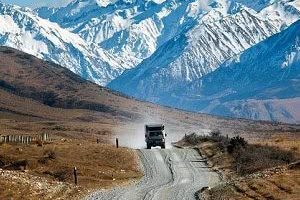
[182,131,296,175]
[178,131,300,200]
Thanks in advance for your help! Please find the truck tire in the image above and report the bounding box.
[147,143,151,149]
[161,144,166,149]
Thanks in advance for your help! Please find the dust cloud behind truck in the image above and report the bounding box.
[145,124,166,149]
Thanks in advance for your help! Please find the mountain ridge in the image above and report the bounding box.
[108,1,300,98]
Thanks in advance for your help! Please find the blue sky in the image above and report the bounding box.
[1,0,72,8]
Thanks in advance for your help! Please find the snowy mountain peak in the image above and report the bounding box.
[1,0,300,123]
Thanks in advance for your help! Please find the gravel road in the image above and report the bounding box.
[86,148,220,200]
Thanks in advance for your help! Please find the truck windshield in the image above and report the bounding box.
[148,127,163,131]
[149,132,162,137]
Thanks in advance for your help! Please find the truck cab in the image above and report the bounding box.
[145,124,166,149]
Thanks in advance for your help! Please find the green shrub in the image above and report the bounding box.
[227,136,248,154]
[183,133,204,145]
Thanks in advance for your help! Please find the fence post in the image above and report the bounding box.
[116,138,119,148]
[73,167,78,185]
[42,133,47,141]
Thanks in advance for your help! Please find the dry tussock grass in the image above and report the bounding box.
[256,134,300,155]
[206,169,300,200]
[182,133,298,176]
[0,140,142,199]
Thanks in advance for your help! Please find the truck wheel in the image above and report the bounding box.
[147,143,151,149]
[161,144,165,149]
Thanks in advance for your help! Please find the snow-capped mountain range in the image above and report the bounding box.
[163,20,300,123]
[0,0,300,123]
[109,0,300,97]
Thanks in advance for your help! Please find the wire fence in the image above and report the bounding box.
[0,133,51,144]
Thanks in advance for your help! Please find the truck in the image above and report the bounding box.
[145,124,166,149]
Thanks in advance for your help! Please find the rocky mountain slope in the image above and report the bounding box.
[37,0,300,88]
[159,20,300,123]
[36,0,225,81]
[186,20,300,123]
[37,0,211,69]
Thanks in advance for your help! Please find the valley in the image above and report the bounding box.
[0,47,299,199]
[0,0,300,199]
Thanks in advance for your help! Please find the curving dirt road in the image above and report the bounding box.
[86,148,220,200]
